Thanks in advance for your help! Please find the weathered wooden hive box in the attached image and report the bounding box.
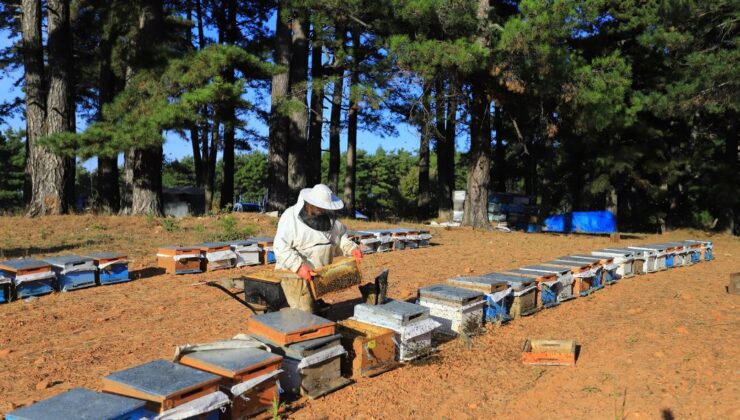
[347,230,380,254]
[380,228,409,251]
[602,247,646,275]
[626,246,660,273]
[352,300,440,361]
[568,254,619,284]
[449,275,511,323]
[84,252,130,285]
[666,242,693,266]
[631,244,670,271]
[680,240,706,263]
[338,319,398,378]
[418,229,432,247]
[417,284,485,336]
[157,246,203,275]
[179,347,283,419]
[230,240,262,267]
[102,359,227,418]
[505,266,565,307]
[483,273,538,319]
[591,248,636,278]
[651,242,688,268]
[246,308,336,346]
[194,242,237,272]
[252,237,276,264]
[5,388,155,420]
[0,259,56,299]
[685,239,714,261]
[522,339,576,366]
[394,228,421,249]
[259,333,350,399]
[543,260,601,297]
[363,229,394,252]
[42,255,97,292]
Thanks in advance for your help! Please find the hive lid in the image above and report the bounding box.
[251,236,275,243]
[0,259,50,272]
[83,252,127,260]
[6,388,148,420]
[519,265,570,275]
[103,359,219,399]
[41,255,95,267]
[569,254,608,261]
[418,284,484,303]
[230,239,259,246]
[448,276,508,288]
[158,245,201,251]
[546,259,592,269]
[354,300,429,323]
[180,347,281,377]
[483,273,535,289]
[193,242,232,249]
[248,309,334,335]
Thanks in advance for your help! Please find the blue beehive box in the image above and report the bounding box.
[102,359,226,418]
[0,272,11,303]
[85,252,131,285]
[5,387,155,420]
[42,255,97,292]
[0,259,56,299]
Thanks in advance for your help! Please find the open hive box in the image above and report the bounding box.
[522,339,576,366]
[338,319,398,378]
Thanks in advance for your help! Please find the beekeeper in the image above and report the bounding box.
[274,184,363,312]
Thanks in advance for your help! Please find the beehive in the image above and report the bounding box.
[418,284,485,336]
[522,339,576,366]
[505,267,567,307]
[194,242,237,271]
[157,246,203,275]
[246,308,336,346]
[179,347,283,419]
[0,259,55,299]
[626,246,660,273]
[252,237,276,264]
[541,260,601,297]
[483,273,538,319]
[591,249,635,278]
[5,388,154,420]
[84,252,130,285]
[102,359,226,415]
[42,255,97,292]
[230,240,262,267]
[260,334,350,399]
[338,319,398,378]
[567,254,620,284]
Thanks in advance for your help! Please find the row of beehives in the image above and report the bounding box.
[5,240,715,419]
[0,252,130,304]
[4,305,438,420]
[156,237,277,275]
[346,228,433,253]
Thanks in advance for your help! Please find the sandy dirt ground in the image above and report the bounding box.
[0,214,738,419]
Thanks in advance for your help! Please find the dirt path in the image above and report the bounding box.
[0,215,738,418]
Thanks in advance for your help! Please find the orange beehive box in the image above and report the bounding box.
[522,339,576,366]
[338,319,399,378]
[179,347,283,419]
[246,308,336,346]
[157,246,203,275]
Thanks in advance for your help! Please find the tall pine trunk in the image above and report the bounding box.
[307,31,324,186]
[462,0,492,228]
[435,80,455,216]
[96,8,120,213]
[462,81,491,228]
[328,24,345,192]
[267,0,291,212]
[27,0,74,216]
[343,28,360,216]
[126,0,163,215]
[417,82,431,219]
[288,10,309,200]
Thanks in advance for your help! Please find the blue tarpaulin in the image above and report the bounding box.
[543,211,617,234]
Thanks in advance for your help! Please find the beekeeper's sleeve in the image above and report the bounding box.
[274,210,304,273]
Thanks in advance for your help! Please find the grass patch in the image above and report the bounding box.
[207,215,257,242]
[160,218,181,232]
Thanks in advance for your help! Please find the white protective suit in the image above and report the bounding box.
[274,196,358,311]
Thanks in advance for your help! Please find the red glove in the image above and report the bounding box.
[297,264,317,281]
[352,248,363,263]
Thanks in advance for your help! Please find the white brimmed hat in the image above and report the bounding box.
[299,184,344,211]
